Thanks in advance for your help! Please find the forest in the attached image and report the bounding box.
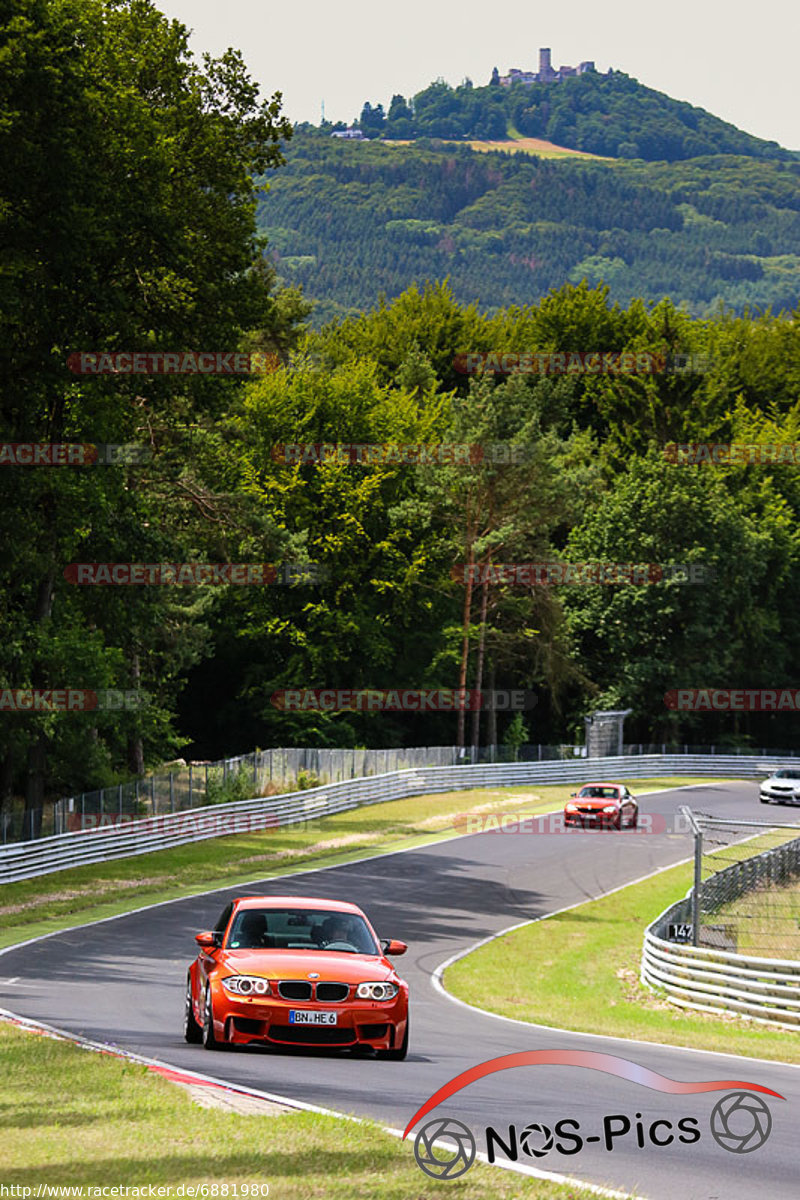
[258,134,800,322]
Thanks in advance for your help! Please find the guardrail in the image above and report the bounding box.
[641,825,800,1029]
[0,752,789,885]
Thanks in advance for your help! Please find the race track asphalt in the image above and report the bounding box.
[2,780,798,1198]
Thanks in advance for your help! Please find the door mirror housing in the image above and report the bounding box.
[381,938,407,956]
[195,930,219,949]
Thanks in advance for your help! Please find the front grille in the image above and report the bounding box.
[268,1024,355,1045]
[277,981,313,1001]
[357,1023,389,1039]
[316,982,349,1002]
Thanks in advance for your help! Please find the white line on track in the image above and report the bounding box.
[0,1006,639,1199]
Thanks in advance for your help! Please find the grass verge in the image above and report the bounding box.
[713,876,800,958]
[0,1021,606,1198]
[0,778,722,950]
[446,841,800,1063]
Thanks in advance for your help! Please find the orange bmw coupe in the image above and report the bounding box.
[185,895,409,1059]
[564,783,639,829]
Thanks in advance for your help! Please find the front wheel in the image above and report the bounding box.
[184,975,202,1044]
[379,1019,409,1061]
[202,985,225,1050]
[628,810,638,829]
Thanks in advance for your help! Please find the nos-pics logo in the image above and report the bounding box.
[404,1050,784,1180]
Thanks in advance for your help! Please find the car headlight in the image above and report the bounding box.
[603,805,617,813]
[222,975,271,996]
[565,803,578,812]
[356,981,399,1001]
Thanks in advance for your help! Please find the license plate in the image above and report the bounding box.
[289,1010,338,1025]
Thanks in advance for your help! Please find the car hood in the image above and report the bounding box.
[219,949,396,982]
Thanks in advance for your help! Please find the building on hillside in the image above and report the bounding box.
[331,127,365,140]
[498,48,598,86]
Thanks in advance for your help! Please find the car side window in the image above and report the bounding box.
[213,903,233,937]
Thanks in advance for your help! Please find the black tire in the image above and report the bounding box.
[379,1019,409,1061]
[202,984,224,1050]
[184,974,203,1044]
[629,809,638,830]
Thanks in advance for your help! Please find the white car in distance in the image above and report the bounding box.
[760,767,800,805]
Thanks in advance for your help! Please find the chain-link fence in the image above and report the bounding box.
[4,741,800,845]
[1,742,585,843]
[682,812,800,958]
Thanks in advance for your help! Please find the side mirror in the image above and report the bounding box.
[381,938,407,956]
[569,792,577,799]
[195,930,219,949]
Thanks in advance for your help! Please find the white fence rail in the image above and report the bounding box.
[0,752,789,885]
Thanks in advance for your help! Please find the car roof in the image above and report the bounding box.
[232,896,364,914]
[578,783,622,790]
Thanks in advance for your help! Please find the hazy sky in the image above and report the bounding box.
[159,0,799,151]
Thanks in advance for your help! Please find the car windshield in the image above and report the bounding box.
[225,908,379,954]
[577,787,619,799]
[773,769,800,779]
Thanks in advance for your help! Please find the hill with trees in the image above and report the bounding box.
[353,70,796,163]
[257,134,800,322]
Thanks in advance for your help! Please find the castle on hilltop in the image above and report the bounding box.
[494,48,599,87]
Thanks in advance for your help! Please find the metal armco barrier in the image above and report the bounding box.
[641,827,800,1029]
[0,753,789,885]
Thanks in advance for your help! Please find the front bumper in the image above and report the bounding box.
[564,809,620,826]
[760,788,800,804]
[213,991,407,1050]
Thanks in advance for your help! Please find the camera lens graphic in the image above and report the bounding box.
[710,1091,772,1153]
[520,1122,554,1158]
[413,1117,477,1179]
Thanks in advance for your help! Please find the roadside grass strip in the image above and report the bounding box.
[714,876,800,957]
[445,834,800,1063]
[0,1020,609,1199]
[0,778,721,950]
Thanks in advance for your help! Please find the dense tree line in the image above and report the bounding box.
[259,135,800,320]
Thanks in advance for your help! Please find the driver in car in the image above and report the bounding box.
[320,914,370,952]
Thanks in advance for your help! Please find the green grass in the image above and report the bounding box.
[712,876,800,958]
[0,1021,605,1198]
[0,778,721,950]
[446,841,800,1063]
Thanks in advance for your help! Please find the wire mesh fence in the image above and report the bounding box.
[1,742,583,844]
[3,741,800,845]
[690,813,800,959]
